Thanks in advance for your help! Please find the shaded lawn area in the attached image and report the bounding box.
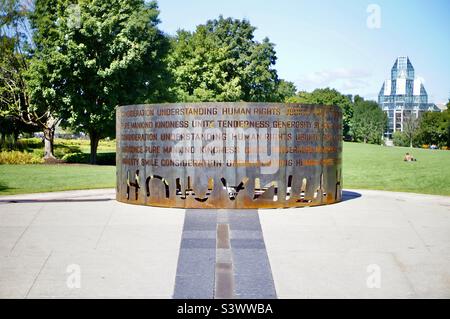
[343,142,450,196]
[0,142,449,196]
[0,164,115,195]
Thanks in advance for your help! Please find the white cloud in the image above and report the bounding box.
[296,68,373,92]
[340,78,371,90]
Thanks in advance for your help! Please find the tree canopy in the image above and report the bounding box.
[3,1,446,163]
[34,0,171,163]
[0,0,62,159]
[416,108,450,147]
[349,95,387,144]
[287,88,354,137]
[168,16,292,102]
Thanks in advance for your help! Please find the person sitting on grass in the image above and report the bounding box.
[403,152,417,162]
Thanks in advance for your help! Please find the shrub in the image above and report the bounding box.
[1,138,115,162]
[61,153,86,163]
[18,138,44,149]
[392,132,409,147]
[392,131,421,147]
[0,151,44,164]
[0,138,44,152]
[62,152,116,165]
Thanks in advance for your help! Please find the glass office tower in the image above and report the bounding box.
[378,57,440,138]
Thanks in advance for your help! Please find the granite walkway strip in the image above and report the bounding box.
[173,209,277,299]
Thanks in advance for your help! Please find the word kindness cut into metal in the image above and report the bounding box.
[116,103,342,209]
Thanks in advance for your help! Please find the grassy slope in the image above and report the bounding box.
[0,142,449,196]
[343,142,450,196]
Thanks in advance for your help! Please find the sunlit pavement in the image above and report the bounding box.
[0,189,449,298]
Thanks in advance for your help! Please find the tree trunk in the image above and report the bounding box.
[43,127,56,160]
[89,131,100,165]
[41,117,59,161]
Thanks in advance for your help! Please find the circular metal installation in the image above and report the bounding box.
[116,103,342,209]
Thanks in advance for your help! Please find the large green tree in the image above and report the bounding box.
[43,0,170,163]
[287,88,354,137]
[168,16,289,102]
[275,79,297,102]
[0,0,62,159]
[416,106,450,148]
[349,95,387,144]
[27,0,67,159]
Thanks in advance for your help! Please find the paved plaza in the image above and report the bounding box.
[0,189,449,298]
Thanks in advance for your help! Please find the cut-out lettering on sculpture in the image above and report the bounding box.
[117,103,342,208]
[127,170,140,200]
[146,175,170,198]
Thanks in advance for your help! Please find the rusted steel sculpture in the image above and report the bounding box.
[116,103,342,208]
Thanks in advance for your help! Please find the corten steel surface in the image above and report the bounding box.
[116,103,342,209]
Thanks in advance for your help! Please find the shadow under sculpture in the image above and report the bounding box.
[116,103,342,209]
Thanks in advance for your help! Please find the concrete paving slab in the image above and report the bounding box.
[340,226,428,253]
[391,251,450,298]
[0,254,49,298]
[0,189,184,298]
[0,226,28,254]
[413,226,450,256]
[31,203,112,226]
[0,188,449,298]
[258,225,350,253]
[26,250,179,298]
[260,189,450,298]
[11,225,104,255]
[96,225,182,252]
[263,250,416,298]
[0,203,43,227]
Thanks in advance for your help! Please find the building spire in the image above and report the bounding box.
[378,56,439,139]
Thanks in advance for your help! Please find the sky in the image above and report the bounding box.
[157,0,450,105]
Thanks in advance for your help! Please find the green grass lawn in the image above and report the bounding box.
[0,142,449,196]
[0,164,115,195]
[343,142,450,196]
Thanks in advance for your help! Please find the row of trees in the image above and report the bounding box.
[394,102,450,148]
[1,0,175,163]
[1,0,446,164]
[1,0,296,163]
[287,88,387,143]
[0,0,295,163]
